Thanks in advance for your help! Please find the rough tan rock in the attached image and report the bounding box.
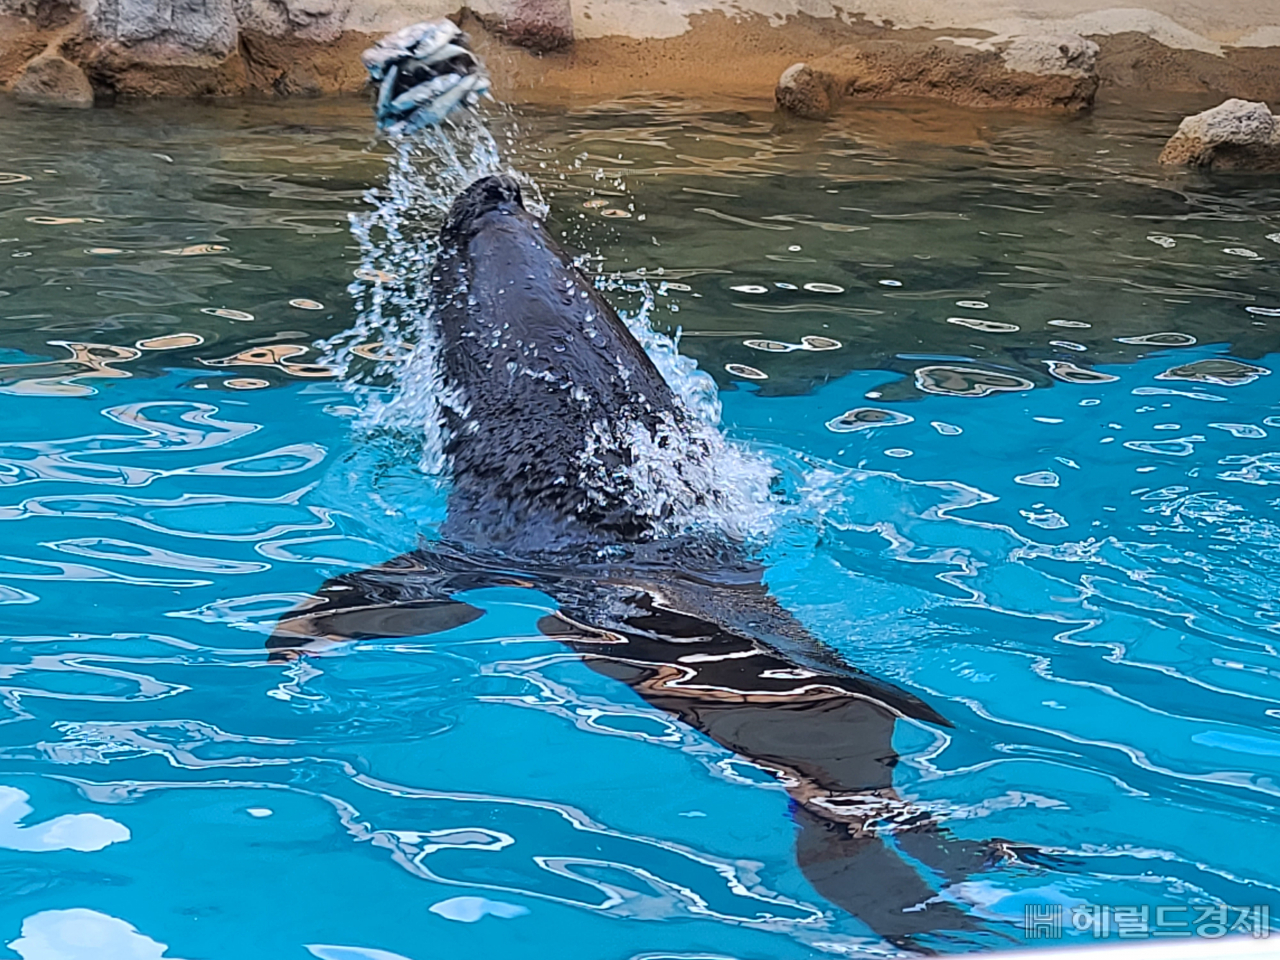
[238,29,373,94]
[1096,32,1280,103]
[472,0,572,51]
[1158,98,1280,169]
[89,0,239,60]
[775,36,1099,118]
[11,51,93,107]
[1001,33,1098,77]
[3,3,1280,109]
[0,14,55,88]
[232,0,350,43]
[775,62,831,119]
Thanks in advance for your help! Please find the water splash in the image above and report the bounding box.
[317,104,778,544]
[318,118,513,473]
[564,271,779,542]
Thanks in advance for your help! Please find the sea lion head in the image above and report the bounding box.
[440,174,526,245]
[426,174,705,550]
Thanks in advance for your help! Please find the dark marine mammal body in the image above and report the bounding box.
[271,176,1018,949]
[430,174,695,552]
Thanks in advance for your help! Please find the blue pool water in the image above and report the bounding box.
[0,92,1279,957]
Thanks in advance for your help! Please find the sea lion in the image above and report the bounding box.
[269,173,1022,949]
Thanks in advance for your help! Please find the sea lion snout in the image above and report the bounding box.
[443,175,526,240]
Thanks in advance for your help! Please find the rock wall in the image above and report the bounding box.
[1,0,1280,109]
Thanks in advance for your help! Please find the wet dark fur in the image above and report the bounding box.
[270,176,1025,951]
[431,175,690,551]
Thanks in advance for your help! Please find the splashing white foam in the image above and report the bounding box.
[322,104,779,545]
[319,118,516,473]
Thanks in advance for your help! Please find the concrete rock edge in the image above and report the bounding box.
[774,35,1101,117]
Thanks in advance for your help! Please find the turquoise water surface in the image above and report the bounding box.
[0,92,1279,957]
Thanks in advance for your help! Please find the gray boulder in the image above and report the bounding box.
[232,0,349,43]
[1159,99,1280,170]
[1001,34,1098,78]
[89,0,238,60]
[12,52,94,107]
[776,63,831,120]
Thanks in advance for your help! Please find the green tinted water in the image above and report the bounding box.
[0,92,1278,958]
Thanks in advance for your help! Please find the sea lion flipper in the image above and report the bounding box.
[267,550,492,659]
[571,574,953,728]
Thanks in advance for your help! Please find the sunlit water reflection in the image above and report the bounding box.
[0,91,1278,957]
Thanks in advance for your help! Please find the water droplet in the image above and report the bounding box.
[354,267,396,283]
[1147,235,1176,248]
[289,298,325,310]
[246,808,273,818]
[1049,340,1087,351]
[787,245,802,251]
[200,308,255,321]
[1115,332,1196,346]
[224,378,270,390]
[826,407,914,433]
[730,285,769,295]
[0,173,32,184]
[1048,319,1091,328]
[1157,359,1270,386]
[601,208,631,219]
[1015,471,1060,487]
[775,282,798,290]
[884,448,913,458]
[804,282,845,294]
[1043,360,1119,384]
[582,198,608,209]
[931,421,962,435]
[915,365,1034,397]
[955,300,989,309]
[1224,247,1261,259]
[947,317,1019,333]
[85,247,124,255]
[1245,306,1280,317]
[878,279,902,287]
[725,363,767,380]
